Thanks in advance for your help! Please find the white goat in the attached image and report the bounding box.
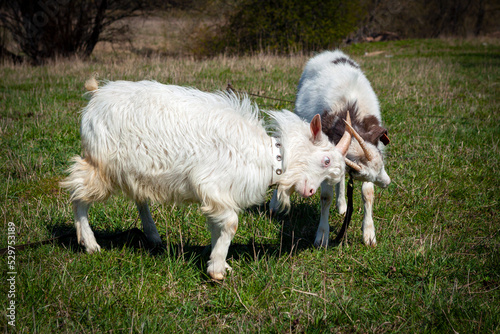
[61,80,354,280]
[271,50,391,247]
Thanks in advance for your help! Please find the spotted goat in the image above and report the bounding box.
[271,50,391,247]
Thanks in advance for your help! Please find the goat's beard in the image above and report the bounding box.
[276,181,295,214]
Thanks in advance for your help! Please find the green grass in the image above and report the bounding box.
[1,38,499,333]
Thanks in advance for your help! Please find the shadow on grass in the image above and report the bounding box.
[24,201,348,276]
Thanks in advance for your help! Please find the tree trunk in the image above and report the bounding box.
[84,0,108,58]
[474,0,485,36]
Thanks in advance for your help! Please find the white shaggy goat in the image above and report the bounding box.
[271,50,391,247]
[61,80,354,280]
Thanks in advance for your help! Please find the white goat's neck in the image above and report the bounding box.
[270,137,284,185]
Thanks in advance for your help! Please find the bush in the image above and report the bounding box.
[203,0,367,55]
[358,0,500,39]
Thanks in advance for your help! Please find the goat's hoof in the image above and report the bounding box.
[270,209,280,218]
[364,237,377,247]
[269,206,281,218]
[209,272,226,281]
[337,203,347,215]
[85,243,101,254]
[314,237,329,248]
[208,262,233,281]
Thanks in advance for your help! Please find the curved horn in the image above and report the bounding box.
[343,118,375,161]
[335,113,352,156]
[345,158,362,172]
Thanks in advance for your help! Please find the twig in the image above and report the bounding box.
[234,286,252,314]
[291,288,319,297]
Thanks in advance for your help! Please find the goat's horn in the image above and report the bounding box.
[343,118,374,161]
[335,113,352,156]
[345,158,362,172]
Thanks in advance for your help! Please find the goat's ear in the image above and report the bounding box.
[368,126,390,146]
[310,114,323,143]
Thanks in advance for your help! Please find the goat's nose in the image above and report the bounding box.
[301,181,316,197]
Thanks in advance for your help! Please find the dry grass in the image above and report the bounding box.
[1,17,499,332]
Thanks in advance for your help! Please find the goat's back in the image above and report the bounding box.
[79,81,272,209]
[295,50,381,123]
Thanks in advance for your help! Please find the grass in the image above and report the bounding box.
[1,37,499,333]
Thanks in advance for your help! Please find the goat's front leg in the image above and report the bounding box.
[335,173,347,215]
[269,189,280,215]
[361,182,376,246]
[73,200,101,253]
[314,181,334,248]
[136,201,163,248]
[207,210,238,280]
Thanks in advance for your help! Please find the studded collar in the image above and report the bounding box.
[270,137,283,185]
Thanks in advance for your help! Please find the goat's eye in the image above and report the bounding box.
[323,156,331,167]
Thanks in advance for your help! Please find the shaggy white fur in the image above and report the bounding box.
[61,80,351,280]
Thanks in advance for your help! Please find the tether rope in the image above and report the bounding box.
[333,173,354,245]
[226,83,295,105]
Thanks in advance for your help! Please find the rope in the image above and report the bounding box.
[226,83,295,105]
[333,173,354,245]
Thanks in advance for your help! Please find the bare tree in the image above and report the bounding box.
[0,0,155,64]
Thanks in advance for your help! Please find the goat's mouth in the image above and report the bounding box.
[375,173,391,188]
[347,169,391,189]
[377,181,390,188]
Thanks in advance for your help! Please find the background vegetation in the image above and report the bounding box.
[1,0,499,61]
[1,32,499,332]
[199,0,367,55]
[357,0,498,39]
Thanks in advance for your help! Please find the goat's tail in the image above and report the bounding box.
[60,156,113,203]
[84,76,99,92]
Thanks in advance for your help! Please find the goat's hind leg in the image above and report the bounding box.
[136,201,163,248]
[62,156,112,253]
[73,200,101,253]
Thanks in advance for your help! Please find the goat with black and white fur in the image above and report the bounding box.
[271,50,391,247]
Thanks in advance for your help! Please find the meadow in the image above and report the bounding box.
[1,36,499,332]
